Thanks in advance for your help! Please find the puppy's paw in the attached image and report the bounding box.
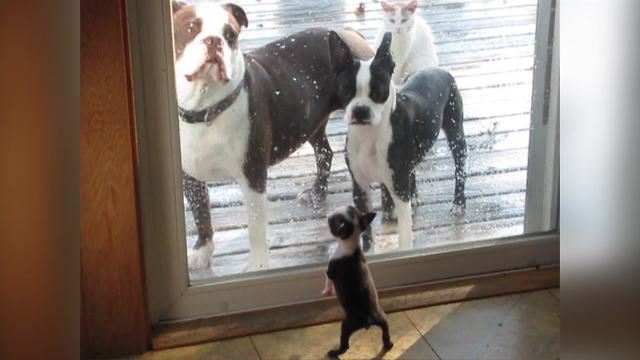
[321,286,335,296]
[384,341,394,351]
[297,188,326,208]
[450,204,466,217]
[187,242,213,270]
[327,348,345,358]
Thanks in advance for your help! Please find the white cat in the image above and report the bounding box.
[375,0,439,85]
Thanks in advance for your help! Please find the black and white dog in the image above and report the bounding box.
[338,32,467,251]
[172,1,374,270]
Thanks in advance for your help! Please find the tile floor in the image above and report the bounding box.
[136,289,559,360]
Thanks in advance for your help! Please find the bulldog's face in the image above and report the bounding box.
[172,1,247,86]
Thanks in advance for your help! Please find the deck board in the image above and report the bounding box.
[201,146,528,214]
[184,0,538,281]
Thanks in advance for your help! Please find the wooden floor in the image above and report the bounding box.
[136,288,560,359]
[185,0,537,280]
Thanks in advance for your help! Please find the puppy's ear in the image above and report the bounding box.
[359,212,377,231]
[373,32,395,74]
[223,3,249,29]
[172,0,189,13]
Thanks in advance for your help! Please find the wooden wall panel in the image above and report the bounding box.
[80,0,149,357]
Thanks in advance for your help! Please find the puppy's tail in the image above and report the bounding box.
[442,75,467,212]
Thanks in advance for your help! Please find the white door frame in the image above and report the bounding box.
[128,0,559,324]
[525,0,559,233]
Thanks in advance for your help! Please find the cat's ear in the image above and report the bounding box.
[381,0,394,12]
[405,0,418,13]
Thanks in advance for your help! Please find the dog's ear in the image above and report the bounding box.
[359,212,377,231]
[172,0,189,14]
[374,32,395,74]
[328,30,355,73]
[376,32,393,60]
[332,28,375,61]
[223,3,249,29]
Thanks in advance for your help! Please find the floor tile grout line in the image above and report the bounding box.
[547,288,560,302]
[248,336,263,360]
[401,311,443,360]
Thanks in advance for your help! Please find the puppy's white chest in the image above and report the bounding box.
[179,91,250,181]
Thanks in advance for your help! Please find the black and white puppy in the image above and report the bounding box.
[172,1,374,270]
[338,32,467,251]
[322,206,393,358]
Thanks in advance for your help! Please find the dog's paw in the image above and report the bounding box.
[187,242,213,270]
[297,188,326,208]
[450,204,466,217]
[245,254,270,272]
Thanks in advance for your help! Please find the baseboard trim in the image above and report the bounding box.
[151,265,558,350]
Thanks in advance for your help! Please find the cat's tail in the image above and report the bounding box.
[442,75,467,215]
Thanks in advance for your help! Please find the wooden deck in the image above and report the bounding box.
[186,0,537,280]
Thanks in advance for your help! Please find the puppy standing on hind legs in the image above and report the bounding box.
[322,206,393,358]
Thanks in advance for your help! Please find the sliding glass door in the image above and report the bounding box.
[130,0,558,323]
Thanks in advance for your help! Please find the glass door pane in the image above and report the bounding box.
[174,0,548,283]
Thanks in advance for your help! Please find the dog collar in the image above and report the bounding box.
[178,80,244,126]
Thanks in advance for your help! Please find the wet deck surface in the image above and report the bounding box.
[185,0,537,281]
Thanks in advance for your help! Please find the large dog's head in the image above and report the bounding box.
[172,1,247,105]
[337,32,396,126]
